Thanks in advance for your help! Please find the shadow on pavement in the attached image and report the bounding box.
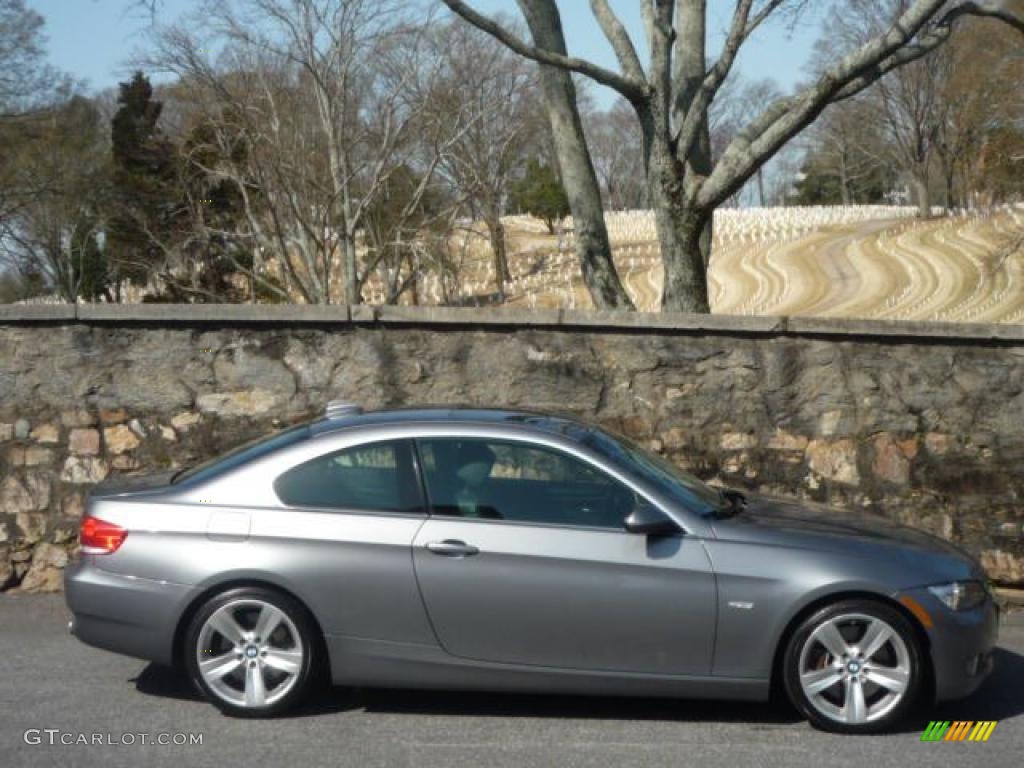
[928,647,1024,722]
[132,664,203,702]
[132,645,1024,728]
[132,662,800,724]
[352,689,801,725]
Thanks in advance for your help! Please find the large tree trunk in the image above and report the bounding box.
[484,211,510,298]
[672,4,714,281]
[690,124,715,278]
[640,109,711,314]
[912,174,931,218]
[637,41,712,317]
[518,0,633,310]
[656,200,712,313]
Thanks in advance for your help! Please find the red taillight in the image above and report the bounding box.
[80,516,127,554]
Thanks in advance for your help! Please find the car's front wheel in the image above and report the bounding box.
[184,586,319,717]
[783,599,924,733]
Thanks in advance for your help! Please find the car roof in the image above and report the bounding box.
[307,405,594,442]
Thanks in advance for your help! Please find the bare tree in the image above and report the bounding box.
[882,56,946,216]
[587,99,648,210]
[425,18,544,298]
[148,0,476,305]
[805,100,891,205]
[0,96,111,302]
[831,1,953,217]
[934,16,1024,209]
[709,76,784,206]
[0,0,53,117]
[0,0,66,229]
[441,0,1024,312]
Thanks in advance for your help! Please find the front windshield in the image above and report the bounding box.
[172,423,310,485]
[581,427,721,513]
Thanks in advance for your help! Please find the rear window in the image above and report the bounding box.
[273,439,422,513]
[172,423,310,485]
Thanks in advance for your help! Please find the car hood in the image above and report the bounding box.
[711,493,983,581]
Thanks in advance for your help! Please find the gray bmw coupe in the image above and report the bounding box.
[65,403,997,732]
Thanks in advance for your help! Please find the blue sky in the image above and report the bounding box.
[28,0,826,107]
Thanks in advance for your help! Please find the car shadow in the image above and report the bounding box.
[133,646,1024,727]
[925,647,1024,722]
[132,664,204,702]
[349,689,801,725]
[872,646,1024,734]
[132,663,799,722]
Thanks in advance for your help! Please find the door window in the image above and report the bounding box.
[274,439,422,513]
[416,438,636,529]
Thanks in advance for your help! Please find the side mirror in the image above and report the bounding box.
[624,502,680,536]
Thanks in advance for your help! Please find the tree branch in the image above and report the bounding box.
[950,0,1024,32]
[673,0,756,160]
[745,0,791,36]
[440,0,648,99]
[699,0,1023,209]
[589,0,646,82]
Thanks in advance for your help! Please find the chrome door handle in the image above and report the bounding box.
[426,539,479,557]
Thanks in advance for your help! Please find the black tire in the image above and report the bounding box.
[184,586,320,717]
[782,599,924,734]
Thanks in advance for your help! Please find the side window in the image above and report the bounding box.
[274,439,422,513]
[416,438,636,530]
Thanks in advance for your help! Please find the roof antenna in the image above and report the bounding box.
[325,401,361,419]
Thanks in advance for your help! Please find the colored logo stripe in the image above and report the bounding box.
[969,721,997,742]
[920,720,997,742]
[944,721,973,741]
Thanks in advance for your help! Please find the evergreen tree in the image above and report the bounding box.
[178,118,249,300]
[106,72,181,285]
[511,159,570,234]
[789,149,895,207]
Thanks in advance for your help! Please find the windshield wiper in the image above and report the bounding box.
[713,488,748,518]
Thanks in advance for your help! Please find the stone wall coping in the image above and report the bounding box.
[0,305,77,321]
[2,303,1023,342]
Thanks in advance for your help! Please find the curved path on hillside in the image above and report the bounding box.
[703,213,1024,321]
[502,210,1024,321]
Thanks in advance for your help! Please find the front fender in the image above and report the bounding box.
[704,538,912,678]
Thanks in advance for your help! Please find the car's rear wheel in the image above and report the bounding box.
[783,599,924,733]
[185,586,319,717]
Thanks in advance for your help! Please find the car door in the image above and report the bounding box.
[257,437,437,645]
[411,436,716,676]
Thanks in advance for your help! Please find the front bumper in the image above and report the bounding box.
[899,586,999,702]
[64,557,199,666]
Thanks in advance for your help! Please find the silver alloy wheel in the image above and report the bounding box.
[196,598,304,708]
[797,612,911,725]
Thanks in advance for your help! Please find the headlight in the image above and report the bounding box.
[928,580,988,612]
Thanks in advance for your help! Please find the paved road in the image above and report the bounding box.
[1,595,1022,768]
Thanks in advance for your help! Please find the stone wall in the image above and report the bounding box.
[2,304,1023,592]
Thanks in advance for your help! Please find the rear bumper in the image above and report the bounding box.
[899,587,999,702]
[64,557,199,666]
